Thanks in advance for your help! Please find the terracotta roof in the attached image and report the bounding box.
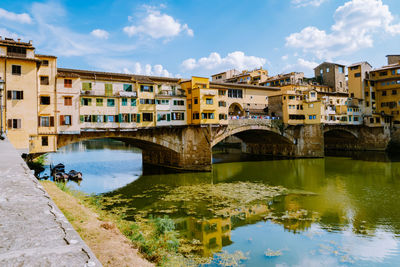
[210,81,280,91]
[56,68,181,84]
[35,54,57,59]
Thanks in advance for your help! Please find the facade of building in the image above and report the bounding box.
[314,62,347,93]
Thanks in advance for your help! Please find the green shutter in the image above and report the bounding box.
[80,115,84,123]
[118,114,122,123]
[150,86,153,92]
[167,113,171,121]
[82,82,92,91]
[105,84,113,96]
[182,113,184,120]
[104,115,108,122]
[88,98,92,105]
[136,114,140,123]
[131,99,136,106]
[81,98,84,106]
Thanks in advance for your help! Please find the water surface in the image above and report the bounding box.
[44,139,400,266]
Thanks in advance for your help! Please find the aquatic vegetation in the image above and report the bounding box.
[213,250,249,266]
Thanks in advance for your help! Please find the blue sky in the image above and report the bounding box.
[1,0,400,77]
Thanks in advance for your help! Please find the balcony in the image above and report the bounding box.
[119,91,137,97]
[7,52,27,58]
[156,90,186,97]
[202,90,216,96]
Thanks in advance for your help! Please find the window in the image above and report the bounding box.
[108,115,114,122]
[7,90,23,100]
[139,99,155,104]
[309,115,313,120]
[7,46,26,57]
[320,69,323,74]
[382,91,387,96]
[173,100,184,106]
[107,99,115,107]
[194,98,198,104]
[365,91,369,97]
[218,90,226,96]
[219,114,227,120]
[156,99,169,105]
[206,98,213,104]
[309,104,314,108]
[7,119,21,129]
[313,115,316,119]
[393,90,397,95]
[157,113,169,122]
[338,66,344,73]
[122,98,128,106]
[123,84,132,92]
[60,115,72,125]
[40,96,50,105]
[12,65,21,75]
[366,101,370,107]
[142,113,153,122]
[326,67,330,73]
[81,98,92,106]
[397,69,400,75]
[64,97,72,106]
[193,113,200,120]
[41,136,48,147]
[131,98,136,106]
[39,116,54,127]
[105,84,113,96]
[140,85,153,92]
[171,112,184,120]
[228,89,243,98]
[82,82,92,91]
[311,92,316,97]
[40,76,49,85]
[218,101,226,107]
[42,60,49,66]
[350,66,359,70]
[354,73,361,77]
[379,71,388,76]
[201,112,214,119]
[64,79,72,88]
[96,98,103,106]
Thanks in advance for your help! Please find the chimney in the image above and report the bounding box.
[17,38,21,42]
[386,55,400,65]
[29,40,32,45]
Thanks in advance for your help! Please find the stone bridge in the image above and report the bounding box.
[53,120,391,172]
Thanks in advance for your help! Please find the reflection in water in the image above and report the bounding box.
[46,139,400,266]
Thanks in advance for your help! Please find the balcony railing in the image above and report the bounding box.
[7,52,27,58]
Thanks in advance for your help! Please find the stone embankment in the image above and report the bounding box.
[0,139,101,266]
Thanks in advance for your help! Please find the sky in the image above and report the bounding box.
[1,0,400,78]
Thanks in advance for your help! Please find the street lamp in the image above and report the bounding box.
[0,78,4,139]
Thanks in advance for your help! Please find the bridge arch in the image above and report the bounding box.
[211,123,295,148]
[323,126,359,151]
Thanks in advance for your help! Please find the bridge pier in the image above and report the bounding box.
[142,126,212,172]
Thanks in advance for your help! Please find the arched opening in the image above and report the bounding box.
[324,129,358,154]
[212,128,295,163]
[229,103,244,117]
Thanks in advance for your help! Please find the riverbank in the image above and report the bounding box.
[41,181,153,267]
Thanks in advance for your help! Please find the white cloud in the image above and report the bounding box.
[286,0,400,60]
[88,57,172,77]
[0,28,22,40]
[181,51,266,74]
[123,6,193,39]
[281,55,289,60]
[91,29,109,39]
[291,0,328,7]
[0,8,32,24]
[282,58,319,76]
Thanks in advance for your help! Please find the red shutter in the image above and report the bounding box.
[7,119,11,129]
[7,91,11,100]
[38,116,41,127]
[50,116,54,127]
[60,115,64,125]
[21,91,23,99]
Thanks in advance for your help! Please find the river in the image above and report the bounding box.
[42,139,400,266]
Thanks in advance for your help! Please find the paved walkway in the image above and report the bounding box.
[0,139,101,266]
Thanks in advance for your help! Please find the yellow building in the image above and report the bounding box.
[368,56,400,125]
[0,38,39,153]
[181,77,219,125]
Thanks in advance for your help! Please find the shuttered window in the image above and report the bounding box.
[82,82,92,91]
[105,84,113,96]
[7,119,21,129]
